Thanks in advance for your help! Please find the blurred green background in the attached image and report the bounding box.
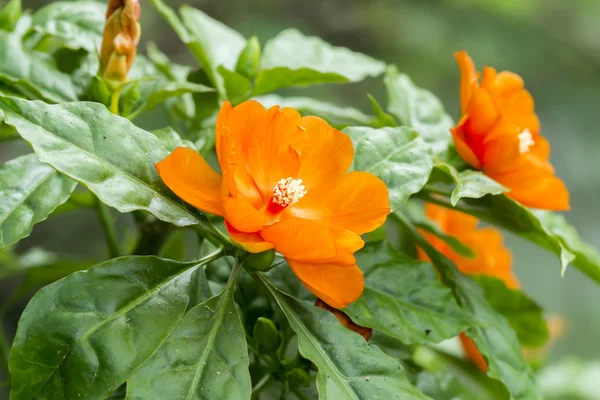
[5,0,600,388]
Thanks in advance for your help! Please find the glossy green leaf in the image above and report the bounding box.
[0,23,77,102]
[31,1,105,51]
[384,66,454,155]
[179,5,245,96]
[152,127,195,152]
[431,163,508,205]
[473,276,548,348]
[0,153,76,249]
[403,201,475,258]
[258,273,432,400]
[345,126,434,212]
[0,96,200,227]
[396,212,542,399]
[10,251,222,400]
[345,242,477,344]
[253,29,386,95]
[126,80,214,120]
[0,0,21,31]
[255,94,376,128]
[420,192,600,283]
[127,263,250,400]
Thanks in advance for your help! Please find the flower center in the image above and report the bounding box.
[518,129,535,154]
[272,177,306,207]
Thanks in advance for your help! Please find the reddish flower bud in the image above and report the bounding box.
[99,0,141,85]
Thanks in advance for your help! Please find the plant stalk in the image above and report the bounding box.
[95,200,123,258]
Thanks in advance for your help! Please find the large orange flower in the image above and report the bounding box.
[156,100,390,308]
[452,50,569,211]
[418,203,518,371]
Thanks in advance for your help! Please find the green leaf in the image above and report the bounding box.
[431,163,508,205]
[0,153,76,249]
[395,212,542,399]
[345,242,477,345]
[178,5,245,97]
[0,0,21,31]
[367,93,397,128]
[0,25,77,102]
[345,126,434,212]
[126,80,214,120]
[127,262,250,400]
[235,36,261,79]
[254,94,376,128]
[31,0,105,51]
[10,251,222,400]
[473,276,548,348]
[218,66,252,105]
[253,29,386,95]
[258,273,432,400]
[384,66,454,155]
[0,96,200,227]
[152,127,195,152]
[420,193,600,283]
[402,201,475,258]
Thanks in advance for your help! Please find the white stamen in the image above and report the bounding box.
[272,177,306,207]
[518,129,535,154]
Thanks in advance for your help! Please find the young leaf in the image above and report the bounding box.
[31,0,105,51]
[127,263,251,400]
[254,94,376,128]
[258,274,432,400]
[10,252,222,400]
[0,25,78,102]
[345,242,477,345]
[395,212,542,399]
[253,29,386,95]
[384,66,454,156]
[430,163,508,205]
[0,153,76,249]
[473,275,548,348]
[178,5,245,96]
[218,66,252,105]
[0,96,199,227]
[345,126,434,212]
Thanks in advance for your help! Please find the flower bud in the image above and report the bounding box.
[244,249,275,271]
[99,0,141,86]
[253,317,281,353]
[235,36,261,79]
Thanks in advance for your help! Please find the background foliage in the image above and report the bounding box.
[1,0,600,398]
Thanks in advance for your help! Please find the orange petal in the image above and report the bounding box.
[223,197,266,233]
[297,116,354,190]
[245,106,308,200]
[225,221,274,253]
[155,147,224,216]
[490,164,570,211]
[451,116,483,169]
[459,332,488,371]
[260,218,361,264]
[287,171,390,235]
[288,261,364,308]
[455,51,479,115]
[494,71,524,97]
[463,87,500,137]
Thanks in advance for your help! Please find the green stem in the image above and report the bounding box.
[95,200,123,258]
[0,319,10,386]
[251,374,272,398]
[109,86,122,115]
[416,191,475,216]
[292,387,312,400]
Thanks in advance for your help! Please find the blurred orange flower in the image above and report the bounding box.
[452,50,569,211]
[156,101,390,308]
[418,203,518,371]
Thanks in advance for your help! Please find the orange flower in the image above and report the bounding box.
[156,101,390,308]
[452,50,569,211]
[315,299,372,341]
[418,203,518,371]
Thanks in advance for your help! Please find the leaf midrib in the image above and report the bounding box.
[2,102,199,226]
